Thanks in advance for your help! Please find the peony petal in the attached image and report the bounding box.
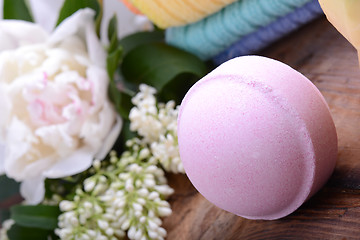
[0,20,48,51]
[81,100,116,150]
[84,19,106,67]
[48,8,94,44]
[28,0,64,32]
[20,176,45,204]
[19,155,56,180]
[48,9,106,67]
[4,118,34,180]
[0,83,10,127]
[86,66,108,113]
[0,28,17,51]
[35,124,78,157]
[95,114,122,160]
[43,147,94,179]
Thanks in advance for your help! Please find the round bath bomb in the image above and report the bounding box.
[177,56,337,220]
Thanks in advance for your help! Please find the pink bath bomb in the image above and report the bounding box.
[177,56,337,220]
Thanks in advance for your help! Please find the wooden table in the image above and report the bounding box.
[163,16,360,240]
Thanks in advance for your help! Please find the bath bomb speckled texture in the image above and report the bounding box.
[177,56,337,220]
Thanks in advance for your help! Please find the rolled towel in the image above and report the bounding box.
[125,0,237,28]
[319,0,360,65]
[213,0,323,65]
[166,0,313,60]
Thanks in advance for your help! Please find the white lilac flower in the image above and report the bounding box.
[56,148,173,240]
[0,219,14,240]
[129,84,184,174]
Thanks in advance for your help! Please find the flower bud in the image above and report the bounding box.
[59,200,75,211]
[148,191,159,200]
[105,227,114,236]
[121,219,131,230]
[128,226,137,239]
[84,178,96,192]
[133,203,143,212]
[114,229,125,238]
[147,229,159,239]
[97,219,109,230]
[137,188,149,197]
[158,207,172,216]
[157,227,167,237]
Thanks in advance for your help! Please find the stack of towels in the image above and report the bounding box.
[124,0,324,65]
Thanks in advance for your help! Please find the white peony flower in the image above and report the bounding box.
[0,9,122,204]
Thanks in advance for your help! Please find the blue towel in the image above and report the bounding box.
[213,0,323,65]
[166,0,315,60]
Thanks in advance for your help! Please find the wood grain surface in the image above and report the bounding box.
[162,16,360,240]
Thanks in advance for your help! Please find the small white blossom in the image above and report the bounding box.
[0,219,14,240]
[129,84,184,174]
[56,149,174,240]
[55,84,185,240]
[59,200,76,211]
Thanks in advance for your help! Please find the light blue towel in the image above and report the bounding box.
[166,0,313,60]
[213,0,323,65]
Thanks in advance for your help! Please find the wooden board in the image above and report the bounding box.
[163,16,360,240]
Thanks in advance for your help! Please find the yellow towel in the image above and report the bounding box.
[128,0,237,28]
[319,0,360,64]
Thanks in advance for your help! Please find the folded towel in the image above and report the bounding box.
[126,0,236,28]
[166,0,314,60]
[213,0,323,65]
[319,0,360,65]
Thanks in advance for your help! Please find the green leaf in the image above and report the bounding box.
[107,47,123,79]
[120,120,136,142]
[0,175,21,225]
[105,14,132,118]
[95,0,103,38]
[3,0,33,22]
[108,82,133,119]
[106,15,123,74]
[159,72,201,104]
[121,42,208,92]
[108,81,122,114]
[56,0,100,26]
[107,14,118,46]
[119,31,164,57]
[7,224,54,240]
[11,205,60,230]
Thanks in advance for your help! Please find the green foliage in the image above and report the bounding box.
[119,31,164,56]
[10,205,60,230]
[121,42,208,94]
[109,29,208,116]
[3,0,33,21]
[0,176,20,202]
[107,15,123,80]
[7,224,56,240]
[0,175,20,225]
[106,15,134,119]
[56,0,100,26]
[94,0,103,37]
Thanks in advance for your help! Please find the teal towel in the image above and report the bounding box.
[166,0,312,60]
[213,0,323,65]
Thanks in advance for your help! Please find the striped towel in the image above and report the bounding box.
[213,0,323,65]
[126,0,236,28]
[166,0,322,61]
